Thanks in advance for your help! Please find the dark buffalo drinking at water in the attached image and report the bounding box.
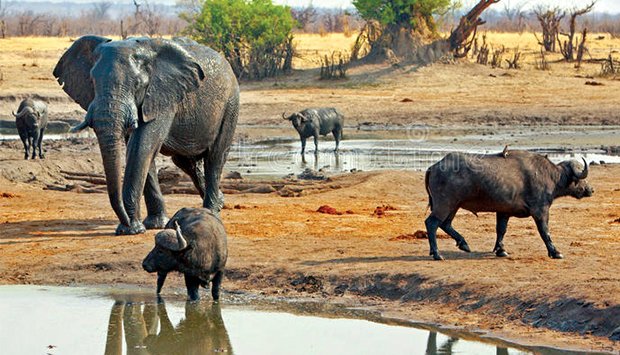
[283,107,344,155]
[423,149,593,261]
[13,98,48,160]
[142,207,228,301]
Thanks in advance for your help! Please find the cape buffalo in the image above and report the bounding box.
[424,149,593,261]
[283,108,344,155]
[142,208,227,301]
[13,98,48,160]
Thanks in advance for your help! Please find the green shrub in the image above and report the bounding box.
[184,0,296,80]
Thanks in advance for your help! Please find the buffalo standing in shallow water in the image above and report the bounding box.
[283,108,344,155]
[424,149,593,261]
[142,208,227,301]
[13,98,48,160]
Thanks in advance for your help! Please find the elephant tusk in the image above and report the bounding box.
[70,120,89,133]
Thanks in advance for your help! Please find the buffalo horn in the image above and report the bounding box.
[174,221,188,250]
[577,158,589,180]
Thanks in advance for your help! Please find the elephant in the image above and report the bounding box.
[13,98,48,160]
[53,36,239,235]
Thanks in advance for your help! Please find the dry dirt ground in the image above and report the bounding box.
[0,159,619,352]
[0,34,620,352]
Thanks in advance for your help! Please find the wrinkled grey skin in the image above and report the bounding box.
[424,150,593,261]
[283,107,343,155]
[142,207,228,301]
[53,36,239,235]
[13,98,48,160]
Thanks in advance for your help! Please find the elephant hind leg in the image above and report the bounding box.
[204,96,239,215]
[172,155,206,199]
[142,161,168,230]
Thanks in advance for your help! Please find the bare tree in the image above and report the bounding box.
[16,11,43,36]
[292,3,317,32]
[91,2,113,21]
[130,0,163,37]
[534,6,565,52]
[502,0,528,32]
[450,0,500,58]
[558,1,596,61]
[0,0,10,38]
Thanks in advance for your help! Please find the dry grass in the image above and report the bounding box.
[0,33,619,125]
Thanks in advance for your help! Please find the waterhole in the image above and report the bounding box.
[0,286,604,355]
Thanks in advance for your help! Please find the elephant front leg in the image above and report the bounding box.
[142,161,169,230]
[118,126,165,235]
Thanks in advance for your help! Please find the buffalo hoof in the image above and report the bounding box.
[457,240,471,253]
[430,252,444,261]
[39,154,45,159]
[115,221,146,235]
[549,250,564,259]
[495,249,509,257]
[143,214,169,230]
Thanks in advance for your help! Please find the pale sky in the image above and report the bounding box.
[12,0,620,14]
[275,0,619,13]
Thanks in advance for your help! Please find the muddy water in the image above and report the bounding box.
[228,125,620,177]
[1,125,618,178]
[0,286,605,355]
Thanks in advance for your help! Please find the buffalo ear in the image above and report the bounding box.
[142,40,206,123]
[53,35,111,111]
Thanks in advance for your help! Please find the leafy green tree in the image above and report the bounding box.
[353,0,453,33]
[351,0,457,61]
[184,0,296,79]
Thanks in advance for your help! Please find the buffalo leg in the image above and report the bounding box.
[300,136,307,155]
[30,129,39,159]
[156,271,167,294]
[533,212,563,259]
[172,155,206,199]
[333,129,341,152]
[18,131,29,160]
[313,133,319,155]
[142,161,168,229]
[425,215,443,260]
[184,273,201,301]
[211,270,223,301]
[439,214,470,253]
[494,213,510,257]
[37,128,45,159]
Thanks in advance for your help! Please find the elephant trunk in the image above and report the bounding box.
[97,128,131,227]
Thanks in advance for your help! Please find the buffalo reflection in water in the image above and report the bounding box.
[104,299,233,355]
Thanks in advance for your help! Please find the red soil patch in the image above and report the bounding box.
[373,204,397,217]
[317,205,342,215]
[0,192,19,198]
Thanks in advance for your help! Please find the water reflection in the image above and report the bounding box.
[425,331,459,354]
[104,299,233,355]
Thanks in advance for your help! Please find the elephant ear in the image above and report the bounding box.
[142,40,206,123]
[53,35,111,111]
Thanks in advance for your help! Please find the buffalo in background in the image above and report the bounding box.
[13,98,48,160]
[283,107,344,156]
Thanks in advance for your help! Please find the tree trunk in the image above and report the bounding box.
[449,0,500,58]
